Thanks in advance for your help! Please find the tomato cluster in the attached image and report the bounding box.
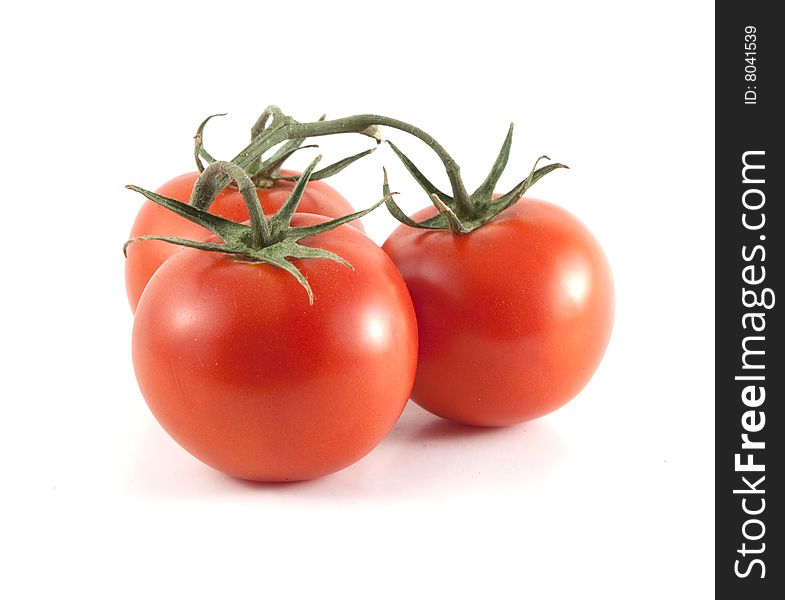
[125,110,614,482]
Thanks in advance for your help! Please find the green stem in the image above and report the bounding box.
[250,105,285,139]
[234,114,472,212]
[193,113,225,172]
[190,161,270,245]
[246,105,286,175]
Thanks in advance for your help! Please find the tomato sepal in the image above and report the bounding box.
[126,156,391,304]
[381,167,448,230]
[193,113,226,171]
[385,140,454,205]
[272,146,377,184]
[383,127,569,234]
[487,156,569,215]
[471,123,514,201]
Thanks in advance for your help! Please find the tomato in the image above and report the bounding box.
[132,213,418,481]
[124,169,362,312]
[382,199,614,427]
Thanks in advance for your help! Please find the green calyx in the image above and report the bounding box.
[193,107,377,189]
[125,156,389,304]
[381,124,568,233]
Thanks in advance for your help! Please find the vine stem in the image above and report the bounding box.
[250,105,285,139]
[191,161,270,245]
[246,105,286,175]
[233,114,471,212]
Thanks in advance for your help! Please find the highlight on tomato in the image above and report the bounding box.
[126,157,418,481]
[124,108,376,312]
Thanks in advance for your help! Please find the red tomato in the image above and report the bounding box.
[124,169,362,312]
[382,199,614,427]
[132,213,418,481]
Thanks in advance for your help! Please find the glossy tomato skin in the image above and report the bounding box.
[125,169,362,312]
[132,214,418,481]
[382,199,614,427]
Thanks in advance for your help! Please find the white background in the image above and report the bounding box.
[1,1,714,598]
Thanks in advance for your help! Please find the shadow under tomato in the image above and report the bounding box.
[127,420,229,500]
[129,401,567,501]
[405,414,513,442]
[221,402,568,502]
